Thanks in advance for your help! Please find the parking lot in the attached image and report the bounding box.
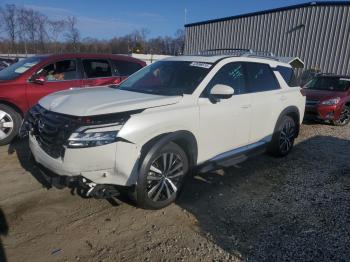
[0,122,349,262]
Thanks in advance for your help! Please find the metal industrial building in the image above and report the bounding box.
[184,1,350,79]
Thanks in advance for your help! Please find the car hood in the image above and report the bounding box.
[39,87,182,116]
[303,88,347,101]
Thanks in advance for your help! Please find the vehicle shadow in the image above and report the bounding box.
[177,135,350,261]
[8,138,129,207]
[0,209,8,262]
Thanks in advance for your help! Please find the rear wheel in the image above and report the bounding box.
[0,104,22,146]
[333,105,350,126]
[133,142,189,209]
[268,115,296,157]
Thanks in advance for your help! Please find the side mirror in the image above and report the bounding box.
[209,84,234,102]
[31,75,46,85]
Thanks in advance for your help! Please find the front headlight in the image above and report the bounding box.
[321,97,340,106]
[68,130,118,148]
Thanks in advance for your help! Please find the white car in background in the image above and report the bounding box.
[24,50,305,209]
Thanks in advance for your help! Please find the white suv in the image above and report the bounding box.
[25,51,305,209]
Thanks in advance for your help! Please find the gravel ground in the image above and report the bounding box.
[0,122,349,262]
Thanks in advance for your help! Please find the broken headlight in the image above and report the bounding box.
[68,131,118,148]
[67,125,121,148]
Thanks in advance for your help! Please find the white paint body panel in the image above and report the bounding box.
[30,56,306,186]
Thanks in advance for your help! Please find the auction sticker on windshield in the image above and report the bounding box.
[190,62,212,69]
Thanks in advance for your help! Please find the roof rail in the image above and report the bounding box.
[194,48,305,68]
[197,48,253,56]
[197,48,277,60]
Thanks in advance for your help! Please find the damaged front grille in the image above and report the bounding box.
[25,104,141,158]
[27,104,80,159]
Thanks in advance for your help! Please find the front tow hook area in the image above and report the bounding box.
[82,178,120,199]
[30,158,120,199]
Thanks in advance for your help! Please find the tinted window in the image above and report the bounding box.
[276,66,298,86]
[204,62,246,96]
[82,59,112,78]
[36,60,78,81]
[118,61,210,96]
[305,76,350,92]
[113,60,142,76]
[245,63,280,93]
[0,56,44,80]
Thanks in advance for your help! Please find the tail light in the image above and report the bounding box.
[300,88,306,96]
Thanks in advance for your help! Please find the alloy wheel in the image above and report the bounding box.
[146,152,185,202]
[279,120,295,154]
[0,110,14,141]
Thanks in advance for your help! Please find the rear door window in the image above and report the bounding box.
[37,59,78,82]
[112,60,143,76]
[245,63,280,93]
[82,59,112,78]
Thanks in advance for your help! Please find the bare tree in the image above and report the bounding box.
[48,20,66,53]
[17,7,41,54]
[174,29,185,55]
[34,14,49,53]
[0,4,18,53]
[64,16,80,51]
[0,3,185,55]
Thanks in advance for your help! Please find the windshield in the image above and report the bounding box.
[0,56,44,80]
[305,76,350,92]
[118,61,211,96]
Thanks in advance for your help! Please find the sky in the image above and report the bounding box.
[2,0,338,39]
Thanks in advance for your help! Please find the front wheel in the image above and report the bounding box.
[0,104,22,146]
[133,142,189,210]
[333,105,350,126]
[268,115,296,157]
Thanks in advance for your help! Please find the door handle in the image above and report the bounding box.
[241,104,251,109]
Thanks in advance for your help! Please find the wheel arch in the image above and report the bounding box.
[140,130,198,169]
[0,99,24,117]
[274,106,301,137]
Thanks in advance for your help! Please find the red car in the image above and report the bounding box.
[303,74,350,126]
[0,53,146,145]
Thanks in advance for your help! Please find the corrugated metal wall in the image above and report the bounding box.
[184,5,350,75]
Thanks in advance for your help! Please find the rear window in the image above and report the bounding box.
[305,76,350,92]
[82,59,112,78]
[112,60,143,76]
[276,66,298,87]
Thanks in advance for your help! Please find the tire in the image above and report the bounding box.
[268,115,296,157]
[133,142,189,210]
[0,104,22,146]
[332,105,350,126]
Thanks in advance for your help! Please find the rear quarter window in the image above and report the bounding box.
[276,66,298,87]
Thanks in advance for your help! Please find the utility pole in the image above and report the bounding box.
[184,8,188,24]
